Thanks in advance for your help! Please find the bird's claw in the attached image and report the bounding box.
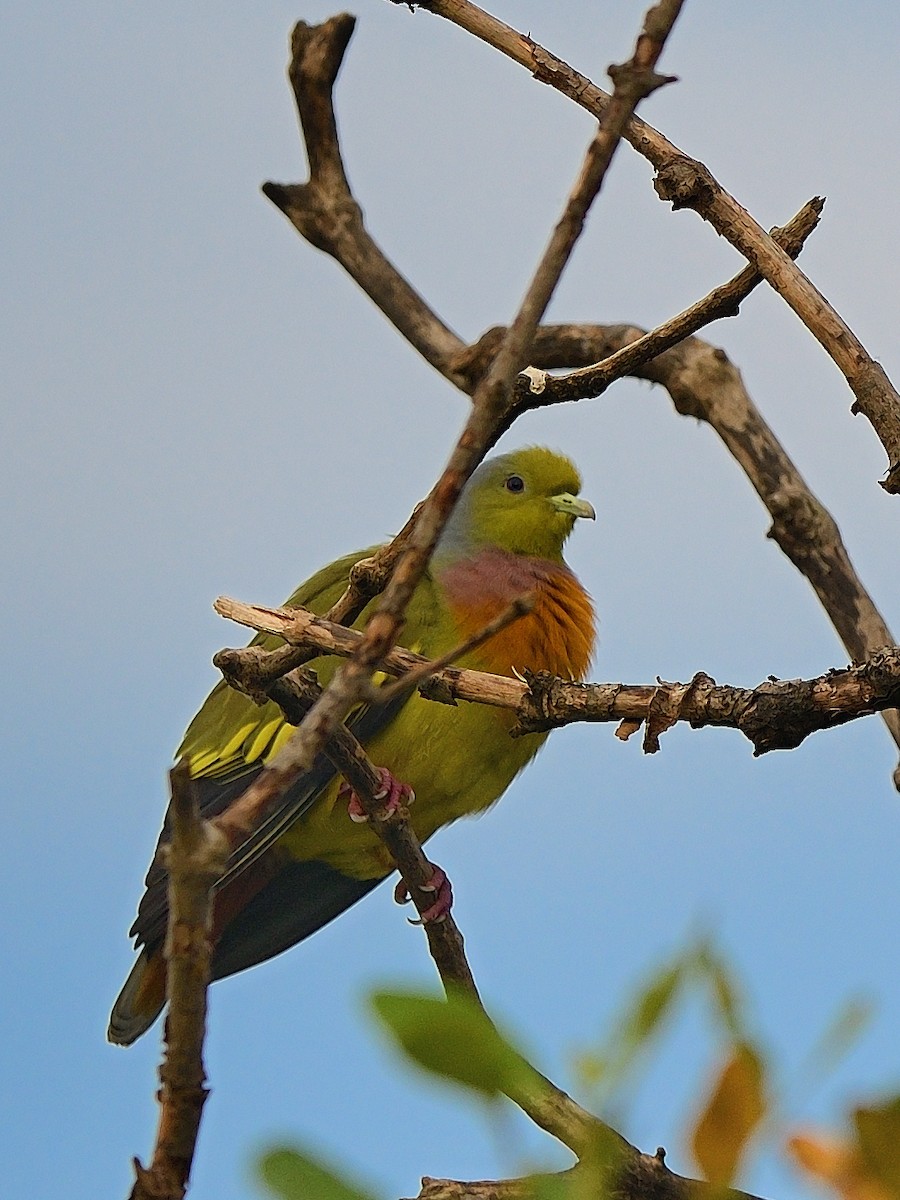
[394,864,453,924]
[342,767,415,823]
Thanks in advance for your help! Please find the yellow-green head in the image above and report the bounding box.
[434,446,595,564]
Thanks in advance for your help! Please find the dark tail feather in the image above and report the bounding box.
[211,858,384,980]
[109,860,388,1044]
[107,949,166,1046]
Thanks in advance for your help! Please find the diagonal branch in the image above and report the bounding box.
[212,648,614,1159]
[211,652,481,995]
[214,638,772,1198]
[472,199,825,418]
[255,0,686,807]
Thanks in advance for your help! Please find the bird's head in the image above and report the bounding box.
[435,446,595,563]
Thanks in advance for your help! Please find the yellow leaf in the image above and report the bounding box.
[855,1097,900,1195]
[691,1043,766,1187]
[788,1131,893,1200]
[789,1133,857,1186]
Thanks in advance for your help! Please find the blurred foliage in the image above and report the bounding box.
[789,1096,900,1200]
[368,985,534,1100]
[257,942,899,1200]
[691,1041,766,1188]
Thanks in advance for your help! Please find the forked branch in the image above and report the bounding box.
[394,0,900,489]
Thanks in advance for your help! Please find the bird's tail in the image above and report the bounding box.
[107,949,166,1046]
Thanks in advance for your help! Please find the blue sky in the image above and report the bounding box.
[3,2,899,1197]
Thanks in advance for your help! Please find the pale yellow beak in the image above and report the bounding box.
[551,492,596,521]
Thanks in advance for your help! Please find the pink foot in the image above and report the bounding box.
[342,767,415,824]
[394,863,453,924]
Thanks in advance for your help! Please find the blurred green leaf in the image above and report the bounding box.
[691,1041,767,1188]
[258,1147,379,1200]
[855,1095,900,1194]
[572,1050,606,1089]
[692,942,745,1040]
[370,987,531,1099]
[582,957,687,1102]
[622,961,684,1048]
[807,998,873,1078]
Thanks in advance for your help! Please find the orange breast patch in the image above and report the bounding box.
[440,553,594,682]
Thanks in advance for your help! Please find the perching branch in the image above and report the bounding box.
[211,648,481,998]
[213,635,770,1199]
[510,324,900,776]
[214,597,900,758]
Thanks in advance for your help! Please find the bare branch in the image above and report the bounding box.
[482,0,683,377]
[416,1153,767,1200]
[402,0,900,490]
[130,765,230,1200]
[262,16,468,380]
[215,598,900,759]
[483,199,825,418]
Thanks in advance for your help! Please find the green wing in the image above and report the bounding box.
[131,546,406,951]
[178,546,381,779]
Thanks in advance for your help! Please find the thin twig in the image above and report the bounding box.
[375,594,534,702]
[508,199,824,416]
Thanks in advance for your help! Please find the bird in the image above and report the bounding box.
[108,446,596,1045]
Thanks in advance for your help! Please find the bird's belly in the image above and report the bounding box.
[278,695,546,880]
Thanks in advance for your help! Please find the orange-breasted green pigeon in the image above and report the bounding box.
[109,447,595,1044]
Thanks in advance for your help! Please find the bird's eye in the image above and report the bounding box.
[505,474,525,493]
